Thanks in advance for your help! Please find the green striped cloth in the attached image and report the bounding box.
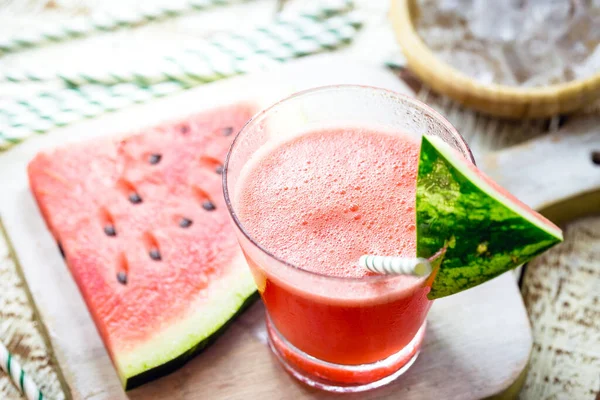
[0,1,361,150]
[0,0,247,56]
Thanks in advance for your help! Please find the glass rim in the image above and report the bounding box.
[223,84,475,283]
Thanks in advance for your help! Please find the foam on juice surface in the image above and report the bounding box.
[236,127,420,279]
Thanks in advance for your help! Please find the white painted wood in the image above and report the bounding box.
[0,57,532,400]
[521,216,600,400]
[479,116,600,211]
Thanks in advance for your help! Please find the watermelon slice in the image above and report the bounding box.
[28,103,258,389]
[417,135,563,299]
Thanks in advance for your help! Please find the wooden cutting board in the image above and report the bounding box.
[0,55,593,400]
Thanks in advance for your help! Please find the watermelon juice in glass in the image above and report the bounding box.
[223,86,474,392]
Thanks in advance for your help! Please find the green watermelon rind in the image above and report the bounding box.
[416,135,563,300]
[116,254,257,390]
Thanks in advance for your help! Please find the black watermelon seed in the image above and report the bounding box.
[129,193,143,204]
[221,127,234,136]
[215,165,224,175]
[179,218,193,228]
[117,272,127,285]
[149,249,161,261]
[202,201,216,211]
[149,154,162,165]
[104,225,116,236]
[179,124,190,134]
[58,242,65,258]
[592,151,600,165]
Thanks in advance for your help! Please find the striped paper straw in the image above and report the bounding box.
[359,255,432,277]
[0,340,45,400]
[0,0,247,56]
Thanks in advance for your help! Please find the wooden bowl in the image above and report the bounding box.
[390,0,600,119]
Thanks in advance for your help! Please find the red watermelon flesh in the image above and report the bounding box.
[28,103,258,389]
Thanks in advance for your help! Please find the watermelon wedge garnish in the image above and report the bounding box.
[28,103,258,389]
[416,135,563,299]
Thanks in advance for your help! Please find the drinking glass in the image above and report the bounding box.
[223,85,474,392]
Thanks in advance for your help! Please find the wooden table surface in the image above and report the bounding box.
[0,1,599,399]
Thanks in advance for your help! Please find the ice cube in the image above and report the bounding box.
[439,48,497,84]
[470,0,523,42]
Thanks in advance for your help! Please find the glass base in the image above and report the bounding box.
[266,316,426,393]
